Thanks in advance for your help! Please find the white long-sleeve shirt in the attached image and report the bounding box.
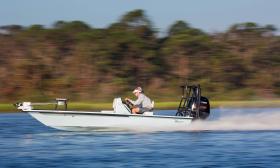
[129,93,153,109]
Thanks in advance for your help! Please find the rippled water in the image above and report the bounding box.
[1,108,280,167]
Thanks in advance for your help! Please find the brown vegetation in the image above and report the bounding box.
[0,10,279,102]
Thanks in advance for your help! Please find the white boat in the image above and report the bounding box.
[15,84,210,132]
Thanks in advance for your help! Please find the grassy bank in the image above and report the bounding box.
[1,100,280,113]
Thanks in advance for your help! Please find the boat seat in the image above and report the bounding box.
[143,101,155,116]
[101,110,114,113]
[143,111,154,116]
[142,101,154,116]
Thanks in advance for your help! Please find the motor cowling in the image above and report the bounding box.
[198,96,210,119]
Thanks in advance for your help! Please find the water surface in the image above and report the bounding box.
[0,108,280,167]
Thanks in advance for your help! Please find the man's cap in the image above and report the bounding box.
[133,87,142,93]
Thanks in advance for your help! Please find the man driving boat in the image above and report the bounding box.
[125,87,153,114]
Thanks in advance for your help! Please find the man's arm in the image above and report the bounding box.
[127,94,144,106]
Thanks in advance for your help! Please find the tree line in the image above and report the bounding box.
[0,9,279,102]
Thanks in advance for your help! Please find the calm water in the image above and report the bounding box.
[1,108,280,168]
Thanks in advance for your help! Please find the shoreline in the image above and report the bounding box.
[1,100,280,113]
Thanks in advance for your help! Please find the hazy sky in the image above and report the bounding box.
[1,0,279,34]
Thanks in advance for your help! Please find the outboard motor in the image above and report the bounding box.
[176,84,210,120]
[198,96,210,119]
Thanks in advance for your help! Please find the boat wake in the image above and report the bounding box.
[92,109,280,133]
[187,109,280,131]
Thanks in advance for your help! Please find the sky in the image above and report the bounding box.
[1,0,280,34]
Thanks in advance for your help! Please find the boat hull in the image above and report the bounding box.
[27,110,193,132]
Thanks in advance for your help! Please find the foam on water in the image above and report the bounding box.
[187,108,280,131]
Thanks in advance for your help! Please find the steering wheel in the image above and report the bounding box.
[122,99,135,111]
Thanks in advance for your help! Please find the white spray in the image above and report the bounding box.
[187,109,280,131]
